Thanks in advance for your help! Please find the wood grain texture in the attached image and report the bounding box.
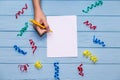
[0,0,120,80]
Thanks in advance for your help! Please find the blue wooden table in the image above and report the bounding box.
[0,0,120,80]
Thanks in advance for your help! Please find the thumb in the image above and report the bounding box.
[43,20,50,32]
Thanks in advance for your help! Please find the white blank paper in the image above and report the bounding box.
[47,16,77,57]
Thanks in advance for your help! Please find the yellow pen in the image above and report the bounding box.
[29,19,53,32]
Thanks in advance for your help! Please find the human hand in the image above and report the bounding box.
[33,8,50,36]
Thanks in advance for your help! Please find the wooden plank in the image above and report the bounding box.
[0,32,120,47]
[0,16,120,31]
[0,48,120,63]
[77,16,120,31]
[0,63,120,80]
[77,32,120,47]
[0,1,120,15]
